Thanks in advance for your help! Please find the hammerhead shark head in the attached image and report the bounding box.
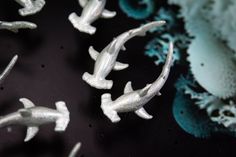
[82,21,166,89]
[69,0,116,34]
[15,0,46,16]
[100,42,173,123]
[0,98,70,142]
[0,55,18,84]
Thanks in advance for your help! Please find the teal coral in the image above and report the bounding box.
[118,0,155,20]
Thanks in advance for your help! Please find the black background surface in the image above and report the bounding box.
[0,0,236,157]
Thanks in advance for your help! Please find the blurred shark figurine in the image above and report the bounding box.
[68,0,116,34]
[82,21,166,89]
[15,0,46,16]
[68,142,82,157]
[0,21,37,33]
[0,55,18,84]
[0,98,70,142]
[101,42,173,123]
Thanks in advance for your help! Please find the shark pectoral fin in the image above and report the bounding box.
[19,109,32,117]
[157,92,161,96]
[24,126,39,142]
[19,98,35,108]
[88,46,99,61]
[138,84,152,97]
[78,0,88,7]
[135,108,153,119]
[113,61,129,71]
[101,10,116,18]
[124,81,134,94]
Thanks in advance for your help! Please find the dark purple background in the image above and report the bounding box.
[0,0,236,157]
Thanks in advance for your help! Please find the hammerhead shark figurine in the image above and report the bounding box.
[69,0,116,34]
[0,55,18,84]
[101,42,173,123]
[82,21,166,89]
[0,98,70,142]
[0,21,37,33]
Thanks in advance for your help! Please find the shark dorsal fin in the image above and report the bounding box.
[138,84,152,97]
[19,98,35,108]
[78,0,88,7]
[24,126,39,142]
[124,81,133,94]
[88,46,99,61]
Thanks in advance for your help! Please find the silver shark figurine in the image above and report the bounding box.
[0,98,70,142]
[101,42,173,123]
[82,21,166,89]
[68,142,82,157]
[0,55,18,84]
[15,0,46,16]
[0,21,37,33]
[68,0,116,34]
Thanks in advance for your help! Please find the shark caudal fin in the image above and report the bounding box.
[68,12,96,35]
[82,72,113,89]
[101,94,121,123]
[55,101,70,131]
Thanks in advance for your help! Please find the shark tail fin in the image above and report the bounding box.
[68,12,96,35]
[55,101,70,131]
[82,72,113,89]
[101,94,121,123]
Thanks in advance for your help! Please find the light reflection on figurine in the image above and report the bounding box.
[101,42,173,123]
[0,55,18,84]
[68,0,116,35]
[0,21,37,33]
[82,21,166,89]
[0,98,70,142]
[15,0,46,16]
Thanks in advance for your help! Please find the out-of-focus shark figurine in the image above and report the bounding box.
[15,0,46,16]
[101,42,173,123]
[0,21,37,33]
[82,21,166,89]
[0,98,70,142]
[68,0,116,34]
[0,55,18,84]
[68,142,82,157]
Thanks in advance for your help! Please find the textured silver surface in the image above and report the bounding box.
[68,0,116,34]
[0,98,70,142]
[100,42,173,123]
[0,55,18,84]
[82,21,166,89]
[15,0,46,16]
[68,142,82,157]
[0,21,37,33]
